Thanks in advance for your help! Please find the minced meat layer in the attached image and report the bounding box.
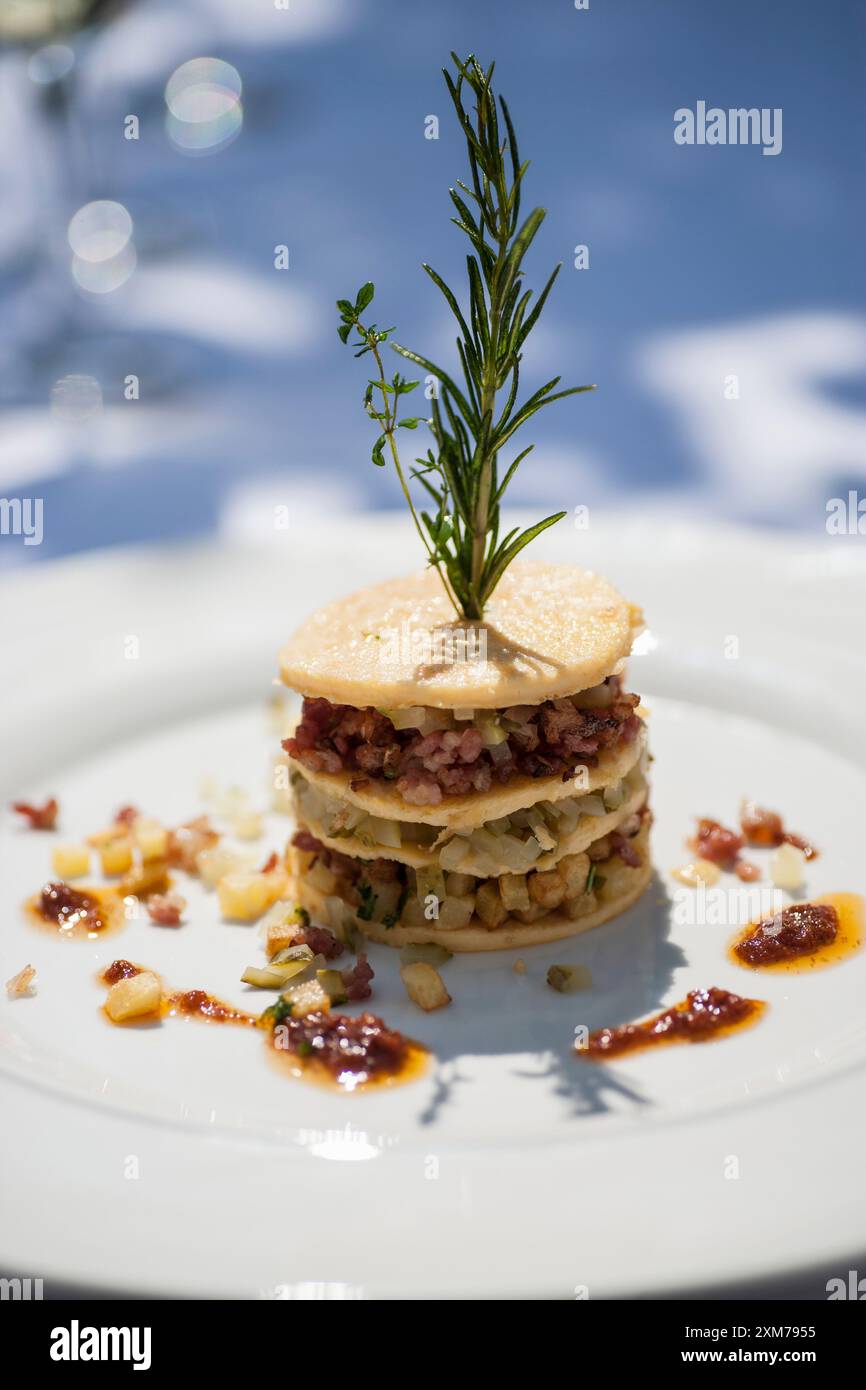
[283,677,642,805]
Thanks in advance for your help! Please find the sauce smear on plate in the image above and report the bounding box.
[100,961,257,1026]
[265,1007,427,1091]
[579,987,765,1061]
[28,881,123,940]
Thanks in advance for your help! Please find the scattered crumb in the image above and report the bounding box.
[513,958,526,974]
[11,797,58,830]
[6,964,36,998]
[51,843,90,878]
[547,963,592,994]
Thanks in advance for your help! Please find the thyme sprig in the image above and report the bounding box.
[337,53,594,620]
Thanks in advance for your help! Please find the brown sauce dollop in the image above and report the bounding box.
[36,881,109,935]
[730,893,863,973]
[580,987,765,1061]
[735,903,837,966]
[740,801,818,859]
[101,959,141,985]
[267,1008,423,1089]
[167,989,257,1027]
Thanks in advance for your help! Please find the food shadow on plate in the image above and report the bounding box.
[416,872,683,1124]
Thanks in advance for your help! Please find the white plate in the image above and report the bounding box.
[1,515,865,1300]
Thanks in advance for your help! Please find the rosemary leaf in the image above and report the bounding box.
[337,53,595,620]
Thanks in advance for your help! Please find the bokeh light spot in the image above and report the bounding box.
[164,57,243,155]
[67,201,133,264]
[71,242,137,295]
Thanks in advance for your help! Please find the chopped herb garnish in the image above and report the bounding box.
[337,53,594,620]
[260,997,294,1029]
[356,882,378,922]
[382,885,409,930]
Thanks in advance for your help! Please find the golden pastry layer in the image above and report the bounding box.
[279,562,643,711]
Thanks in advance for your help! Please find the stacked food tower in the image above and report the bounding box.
[278,561,651,952]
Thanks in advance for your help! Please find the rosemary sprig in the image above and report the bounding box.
[337,53,594,620]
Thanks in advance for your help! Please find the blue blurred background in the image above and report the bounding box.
[0,0,863,568]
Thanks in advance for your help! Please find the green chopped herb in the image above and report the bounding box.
[356,882,378,922]
[382,884,409,930]
[260,997,294,1029]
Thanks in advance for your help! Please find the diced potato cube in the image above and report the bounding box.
[51,844,90,879]
[105,971,161,1022]
[400,962,452,1012]
[770,842,806,890]
[445,872,475,897]
[285,978,330,1017]
[517,900,544,922]
[498,873,530,912]
[87,825,121,848]
[305,860,337,895]
[99,838,133,877]
[596,856,635,902]
[514,904,546,924]
[557,852,590,899]
[671,859,720,889]
[233,811,264,841]
[369,879,402,923]
[528,869,565,910]
[118,861,171,900]
[475,880,508,928]
[400,897,429,929]
[587,834,613,862]
[436,896,474,930]
[266,920,301,957]
[563,891,598,919]
[134,820,168,862]
[197,844,255,888]
[218,871,281,922]
[261,900,308,955]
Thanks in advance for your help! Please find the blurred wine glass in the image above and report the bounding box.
[0,0,137,405]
